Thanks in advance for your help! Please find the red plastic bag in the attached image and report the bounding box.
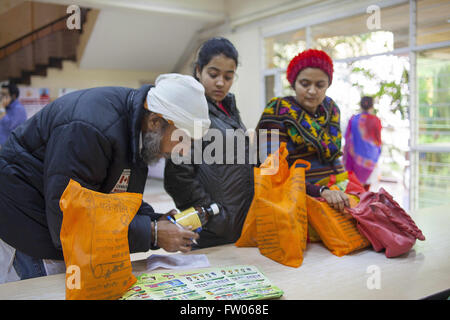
[346,188,425,258]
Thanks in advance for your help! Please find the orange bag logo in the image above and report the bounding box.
[60,179,141,300]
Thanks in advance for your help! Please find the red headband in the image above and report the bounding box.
[286,49,334,86]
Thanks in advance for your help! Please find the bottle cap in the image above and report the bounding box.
[210,203,220,215]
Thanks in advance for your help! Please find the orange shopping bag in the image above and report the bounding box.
[236,143,310,268]
[59,179,141,300]
[307,223,322,243]
[309,171,365,244]
[306,194,370,257]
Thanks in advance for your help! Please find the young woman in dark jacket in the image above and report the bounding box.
[164,37,254,248]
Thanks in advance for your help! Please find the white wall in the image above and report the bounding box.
[223,27,263,130]
[176,26,263,130]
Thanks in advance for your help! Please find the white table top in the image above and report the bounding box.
[0,205,448,300]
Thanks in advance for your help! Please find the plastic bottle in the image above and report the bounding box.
[173,203,220,232]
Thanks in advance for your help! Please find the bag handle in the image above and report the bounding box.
[293,159,311,171]
[259,142,290,184]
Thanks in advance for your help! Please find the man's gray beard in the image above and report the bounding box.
[141,130,164,165]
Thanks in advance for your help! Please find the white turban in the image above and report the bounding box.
[146,73,210,139]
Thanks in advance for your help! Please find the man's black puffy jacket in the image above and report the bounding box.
[164,94,254,248]
[0,85,160,259]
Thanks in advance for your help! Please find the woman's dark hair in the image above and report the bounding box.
[1,82,19,99]
[193,37,239,79]
[361,96,374,111]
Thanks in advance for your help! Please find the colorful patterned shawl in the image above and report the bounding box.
[343,112,382,184]
[259,96,342,164]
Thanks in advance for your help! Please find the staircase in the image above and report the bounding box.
[0,2,89,85]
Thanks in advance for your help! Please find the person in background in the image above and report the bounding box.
[256,49,350,212]
[164,37,254,248]
[343,96,382,191]
[0,82,27,147]
[0,74,209,283]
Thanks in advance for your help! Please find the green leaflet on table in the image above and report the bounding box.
[119,265,283,300]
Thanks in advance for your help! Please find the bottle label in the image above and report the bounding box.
[173,208,202,231]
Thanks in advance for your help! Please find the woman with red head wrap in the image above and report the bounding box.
[257,49,349,212]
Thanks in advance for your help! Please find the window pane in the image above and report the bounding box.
[417,47,450,145]
[417,0,450,46]
[415,47,450,209]
[331,56,410,186]
[280,73,292,97]
[264,29,305,69]
[418,152,450,209]
[311,3,409,59]
[264,74,275,104]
